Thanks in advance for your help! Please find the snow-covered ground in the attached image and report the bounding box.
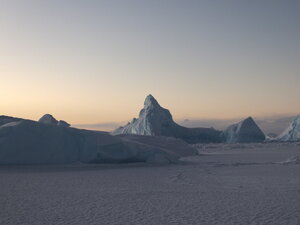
[1,142,300,225]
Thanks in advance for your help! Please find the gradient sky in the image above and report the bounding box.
[1,0,300,125]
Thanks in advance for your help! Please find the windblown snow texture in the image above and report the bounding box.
[222,117,265,143]
[277,115,300,141]
[1,142,300,225]
[112,95,222,143]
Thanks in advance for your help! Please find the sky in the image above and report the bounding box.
[1,0,300,127]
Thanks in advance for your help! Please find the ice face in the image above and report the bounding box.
[144,94,160,108]
[222,117,265,143]
[277,115,300,141]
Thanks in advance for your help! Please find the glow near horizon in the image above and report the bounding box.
[1,0,299,124]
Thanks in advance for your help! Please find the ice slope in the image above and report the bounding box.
[221,117,265,143]
[112,95,222,143]
[0,115,23,126]
[119,134,197,157]
[277,115,300,141]
[0,118,194,165]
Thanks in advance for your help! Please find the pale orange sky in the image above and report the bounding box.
[1,1,300,125]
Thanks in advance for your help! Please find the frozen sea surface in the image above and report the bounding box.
[1,142,300,225]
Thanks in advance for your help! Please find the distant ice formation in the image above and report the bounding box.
[57,120,71,127]
[38,114,70,127]
[38,114,58,125]
[221,117,265,143]
[112,95,222,143]
[277,115,300,141]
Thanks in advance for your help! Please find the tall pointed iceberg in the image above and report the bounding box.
[112,95,222,143]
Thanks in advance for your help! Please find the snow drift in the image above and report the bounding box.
[112,95,222,143]
[221,117,265,143]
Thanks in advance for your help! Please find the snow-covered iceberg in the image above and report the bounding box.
[112,95,222,143]
[221,117,265,143]
[276,115,300,142]
[0,117,195,165]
